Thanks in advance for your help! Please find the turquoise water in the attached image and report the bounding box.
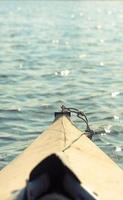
[0,0,123,170]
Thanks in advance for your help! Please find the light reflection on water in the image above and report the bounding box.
[0,1,123,170]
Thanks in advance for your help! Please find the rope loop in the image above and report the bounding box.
[61,105,95,139]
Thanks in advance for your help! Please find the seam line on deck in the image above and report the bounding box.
[62,132,84,152]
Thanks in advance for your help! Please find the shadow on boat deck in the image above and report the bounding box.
[12,154,99,200]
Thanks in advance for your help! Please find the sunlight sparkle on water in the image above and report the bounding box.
[115,146,122,152]
[79,54,87,59]
[114,115,119,121]
[55,70,70,77]
[100,62,104,66]
[61,70,70,76]
[96,25,102,30]
[52,40,59,44]
[104,125,112,134]
[107,11,112,15]
[99,39,104,44]
[111,91,120,98]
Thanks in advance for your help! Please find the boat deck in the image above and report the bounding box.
[0,116,123,199]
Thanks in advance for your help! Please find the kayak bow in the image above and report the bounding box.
[0,110,123,200]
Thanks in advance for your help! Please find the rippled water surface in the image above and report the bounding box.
[0,0,123,170]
